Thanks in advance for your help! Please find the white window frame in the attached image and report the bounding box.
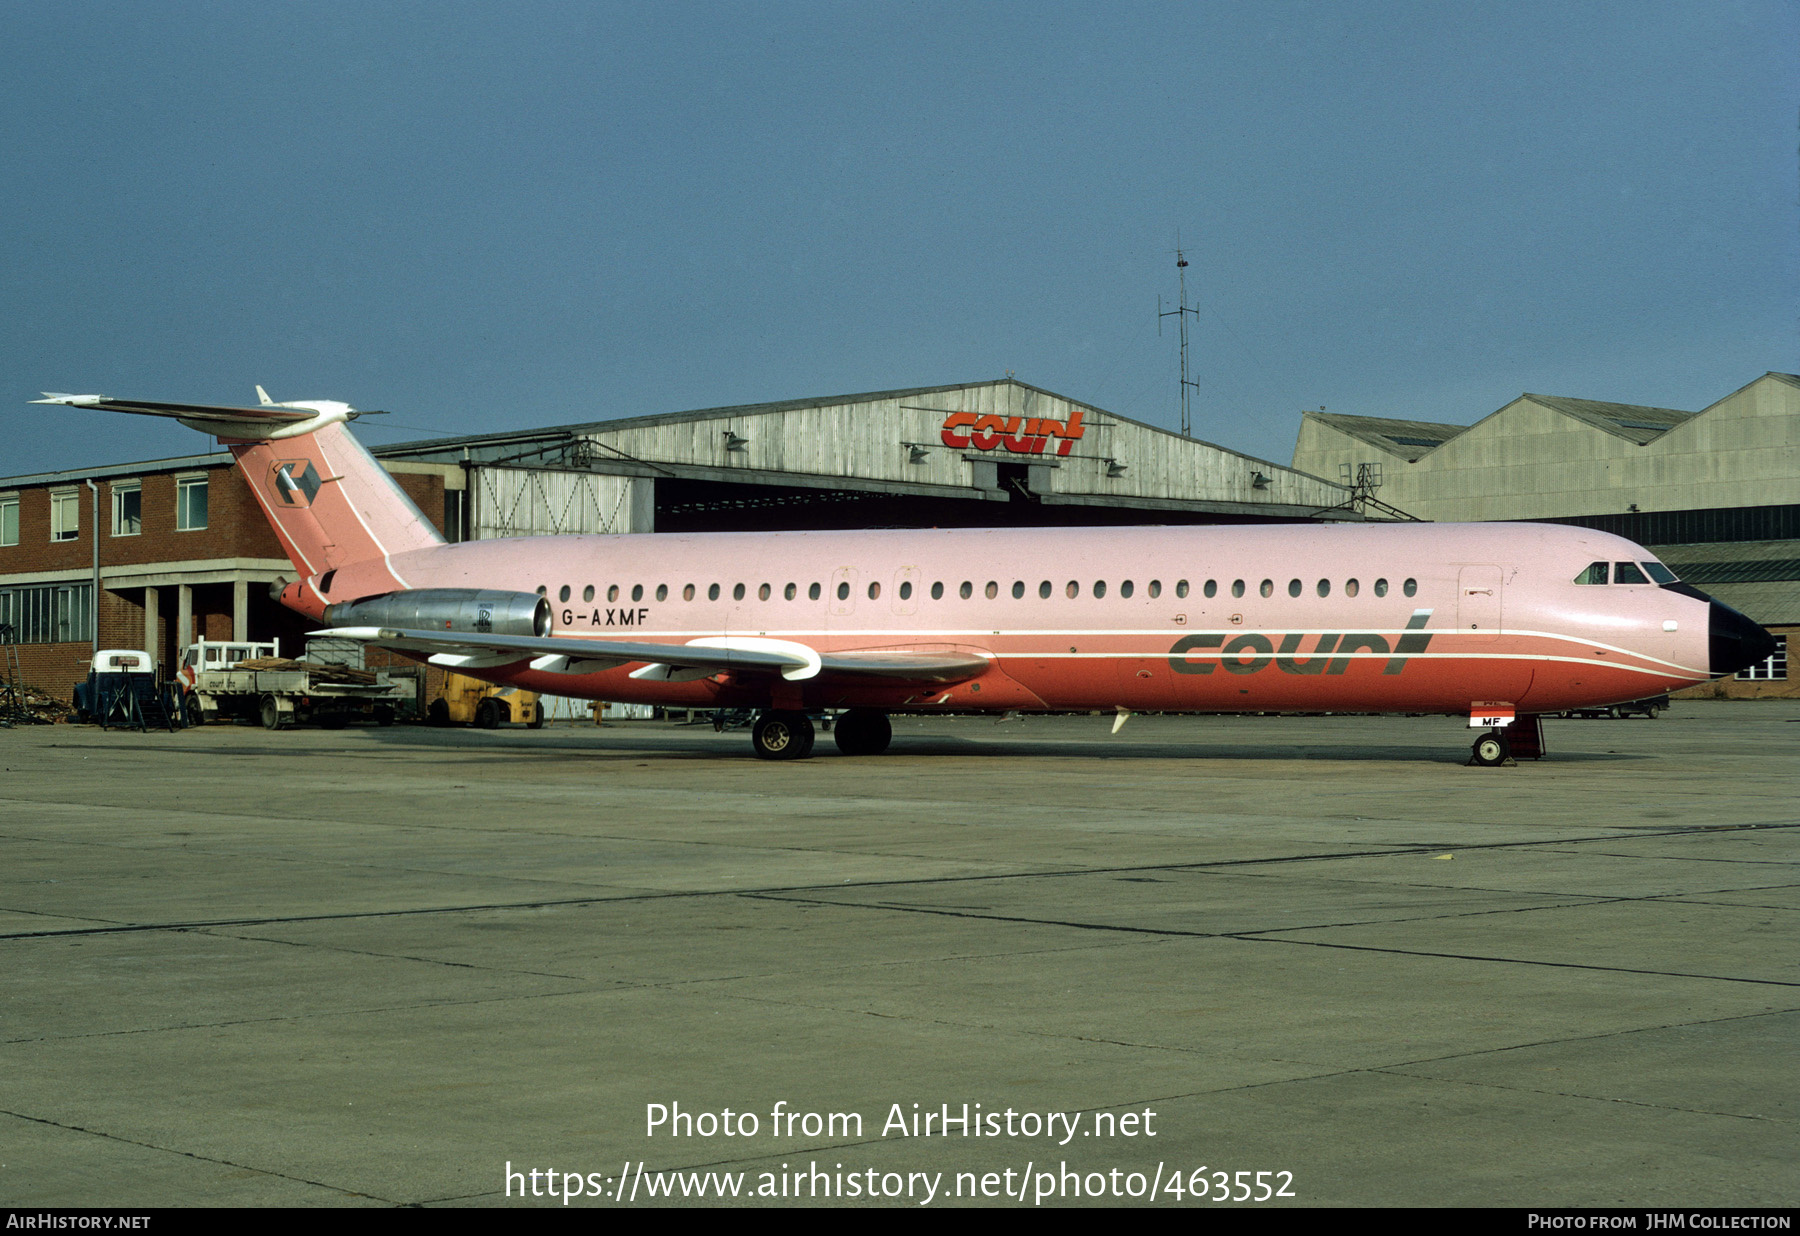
[176,474,208,531]
[1736,635,1788,682]
[111,480,142,537]
[0,494,17,547]
[50,490,79,542]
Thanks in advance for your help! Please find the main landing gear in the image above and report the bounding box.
[748,708,893,759]
[751,710,815,760]
[832,708,892,756]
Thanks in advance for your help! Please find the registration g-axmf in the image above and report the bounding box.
[37,390,1776,762]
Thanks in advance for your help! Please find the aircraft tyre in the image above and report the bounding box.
[833,708,892,756]
[752,710,814,760]
[1471,730,1511,767]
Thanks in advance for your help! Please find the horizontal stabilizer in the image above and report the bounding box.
[34,394,318,424]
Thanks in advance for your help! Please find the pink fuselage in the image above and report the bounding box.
[304,521,1712,716]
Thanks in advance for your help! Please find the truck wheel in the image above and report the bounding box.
[260,695,282,731]
[474,698,501,729]
[374,705,396,727]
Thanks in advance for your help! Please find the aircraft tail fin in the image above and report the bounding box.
[36,391,445,591]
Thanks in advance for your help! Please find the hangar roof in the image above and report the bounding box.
[1302,413,1466,461]
[1518,395,1694,444]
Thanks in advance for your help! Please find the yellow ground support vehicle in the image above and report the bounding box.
[427,672,543,729]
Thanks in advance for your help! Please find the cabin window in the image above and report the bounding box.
[655,584,668,602]
[608,585,619,602]
[1011,581,1024,599]
[1120,580,1134,598]
[1403,578,1417,597]
[837,582,850,600]
[733,583,746,600]
[1148,580,1161,598]
[682,584,695,601]
[631,585,644,602]
[1065,581,1078,598]
[1613,562,1649,584]
[760,583,772,600]
[1093,581,1107,599]
[1231,580,1245,598]
[1177,580,1190,598]
[785,582,797,600]
[899,581,913,600]
[708,584,720,601]
[583,585,595,602]
[984,581,998,599]
[1259,579,1274,598]
[868,581,881,600]
[1039,581,1052,599]
[809,582,822,600]
[960,582,973,599]
[559,585,571,602]
[1316,579,1330,597]
[1287,579,1301,598]
[1345,578,1359,597]
[1374,578,1389,597]
[931,582,943,600]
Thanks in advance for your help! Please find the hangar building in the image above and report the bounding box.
[1292,372,1799,697]
[1,379,1352,701]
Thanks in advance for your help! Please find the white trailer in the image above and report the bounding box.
[180,639,409,730]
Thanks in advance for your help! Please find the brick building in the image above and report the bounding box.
[0,451,456,700]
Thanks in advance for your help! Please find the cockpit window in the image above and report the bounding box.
[1641,561,1678,584]
[1613,561,1649,584]
[1574,561,1609,585]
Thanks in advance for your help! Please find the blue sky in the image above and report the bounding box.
[3,0,1794,478]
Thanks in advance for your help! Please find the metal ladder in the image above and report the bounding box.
[0,623,25,726]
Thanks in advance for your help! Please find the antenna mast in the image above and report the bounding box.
[1158,248,1199,437]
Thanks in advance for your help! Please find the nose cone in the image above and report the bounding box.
[1709,600,1778,677]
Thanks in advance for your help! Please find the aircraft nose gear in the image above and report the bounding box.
[752,710,815,760]
[1469,729,1512,767]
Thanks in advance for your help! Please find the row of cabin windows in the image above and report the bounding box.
[1574,561,1678,586]
[543,576,1422,605]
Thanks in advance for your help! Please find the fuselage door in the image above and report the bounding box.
[1458,565,1502,643]
[829,567,857,618]
[892,566,920,617]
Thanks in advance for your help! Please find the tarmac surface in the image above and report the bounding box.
[1,702,1795,1208]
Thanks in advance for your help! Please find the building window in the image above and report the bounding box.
[1737,636,1787,681]
[0,583,93,644]
[111,482,141,536]
[51,491,79,541]
[0,495,16,547]
[176,476,208,531]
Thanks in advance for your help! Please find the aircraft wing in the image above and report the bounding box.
[316,626,990,686]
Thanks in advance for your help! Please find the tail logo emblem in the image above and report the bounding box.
[270,460,323,507]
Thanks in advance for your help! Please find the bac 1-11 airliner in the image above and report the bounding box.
[36,391,1777,763]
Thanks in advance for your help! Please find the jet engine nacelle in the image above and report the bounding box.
[324,589,552,638]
